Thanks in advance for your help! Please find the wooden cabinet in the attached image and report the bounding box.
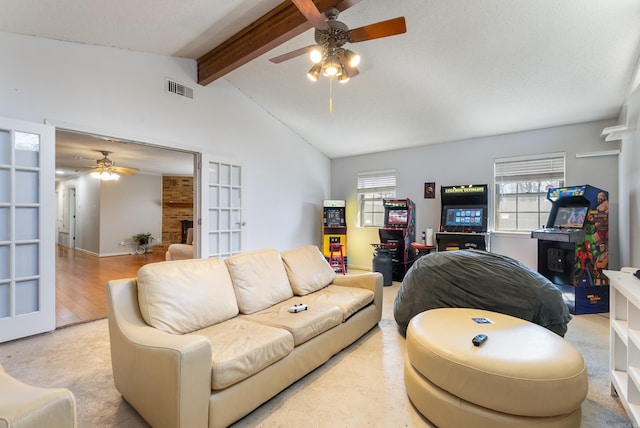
[606,269,640,426]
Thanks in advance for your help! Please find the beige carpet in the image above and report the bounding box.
[0,282,632,427]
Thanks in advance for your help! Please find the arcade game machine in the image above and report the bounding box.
[378,198,416,281]
[531,185,609,314]
[436,185,489,251]
[322,200,347,271]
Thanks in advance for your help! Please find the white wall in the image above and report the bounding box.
[99,173,162,256]
[618,88,640,267]
[55,186,70,246]
[331,120,620,271]
[56,172,162,256]
[0,32,331,253]
[74,174,101,254]
[2,31,630,267]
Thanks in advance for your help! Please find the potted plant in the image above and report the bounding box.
[132,232,154,246]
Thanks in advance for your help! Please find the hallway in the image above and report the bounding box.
[55,246,163,327]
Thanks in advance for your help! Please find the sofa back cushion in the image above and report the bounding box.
[137,258,239,334]
[225,248,293,314]
[281,245,336,296]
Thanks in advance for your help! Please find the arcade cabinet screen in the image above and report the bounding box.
[387,210,408,226]
[325,209,344,227]
[445,207,484,227]
[553,206,588,229]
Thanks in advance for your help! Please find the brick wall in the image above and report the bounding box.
[161,176,194,250]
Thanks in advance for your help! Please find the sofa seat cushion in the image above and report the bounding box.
[137,258,239,334]
[225,249,294,314]
[303,285,374,321]
[281,245,336,296]
[191,318,294,390]
[242,300,343,346]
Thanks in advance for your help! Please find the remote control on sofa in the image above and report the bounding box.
[288,304,308,313]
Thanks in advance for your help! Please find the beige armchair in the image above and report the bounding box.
[0,363,77,427]
[165,227,194,261]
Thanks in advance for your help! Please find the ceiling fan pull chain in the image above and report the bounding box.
[329,76,333,114]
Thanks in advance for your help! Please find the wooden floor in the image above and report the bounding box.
[55,245,164,328]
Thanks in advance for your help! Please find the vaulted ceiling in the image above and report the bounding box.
[2,0,640,165]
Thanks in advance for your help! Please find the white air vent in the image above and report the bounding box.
[165,78,194,99]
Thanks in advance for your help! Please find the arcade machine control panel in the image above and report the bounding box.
[531,205,588,243]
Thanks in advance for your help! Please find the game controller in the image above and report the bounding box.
[288,304,308,313]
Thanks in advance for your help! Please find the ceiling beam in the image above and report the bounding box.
[197,0,361,86]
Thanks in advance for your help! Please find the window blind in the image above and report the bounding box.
[357,170,396,193]
[495,153,565,181]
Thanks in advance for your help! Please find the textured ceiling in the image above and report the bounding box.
[2,0,639,170]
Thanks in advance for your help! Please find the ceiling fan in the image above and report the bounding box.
[270,0,407,83]
[86,150,139,181]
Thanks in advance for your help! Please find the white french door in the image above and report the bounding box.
[0,117,55,343]
[197,154,244,258]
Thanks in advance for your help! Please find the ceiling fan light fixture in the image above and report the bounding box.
[307,63,322,81]
[91,170,120,181]
[322,54,342,77]
[309,47,323,63]
[338,65,350,83]
[344,49,360,67]
[269,2,406,85]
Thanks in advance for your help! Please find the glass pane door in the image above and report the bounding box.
[0,117,55,343]
[200,157,243,258]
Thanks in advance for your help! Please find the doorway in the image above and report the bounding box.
[55,129,196,326]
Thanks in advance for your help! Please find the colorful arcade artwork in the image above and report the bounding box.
[531,184,609,314]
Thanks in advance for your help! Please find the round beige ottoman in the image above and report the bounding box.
[405,308,588,428]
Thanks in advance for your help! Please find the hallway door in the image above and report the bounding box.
[0,117,55,343]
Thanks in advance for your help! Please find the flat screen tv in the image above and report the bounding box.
[552,206,588,229]
[444,207,484,227]
[387,209,408,226]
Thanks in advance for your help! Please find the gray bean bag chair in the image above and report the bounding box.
[393,250,571,336]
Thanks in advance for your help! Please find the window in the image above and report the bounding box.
[357,170,396,227]
[494,153,565,232]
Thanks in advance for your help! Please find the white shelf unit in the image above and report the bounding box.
[606,269,640,427]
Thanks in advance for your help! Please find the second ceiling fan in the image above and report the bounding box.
[270,0,407,82]
[87,150,139,181]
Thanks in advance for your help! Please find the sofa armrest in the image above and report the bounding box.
[106,278,212,428]
[333,272,383,319]
[0,364,77,428]
[332,272,383,294]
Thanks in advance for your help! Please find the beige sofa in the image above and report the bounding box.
[106,245,383,428]
[0,363,77,428]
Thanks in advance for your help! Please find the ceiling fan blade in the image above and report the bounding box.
[112,166,139,173]
[270,45,317,64]
[290,0,330,31]
[112,168,137,176]
[74,155,96,161]
[348,17,407,43]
